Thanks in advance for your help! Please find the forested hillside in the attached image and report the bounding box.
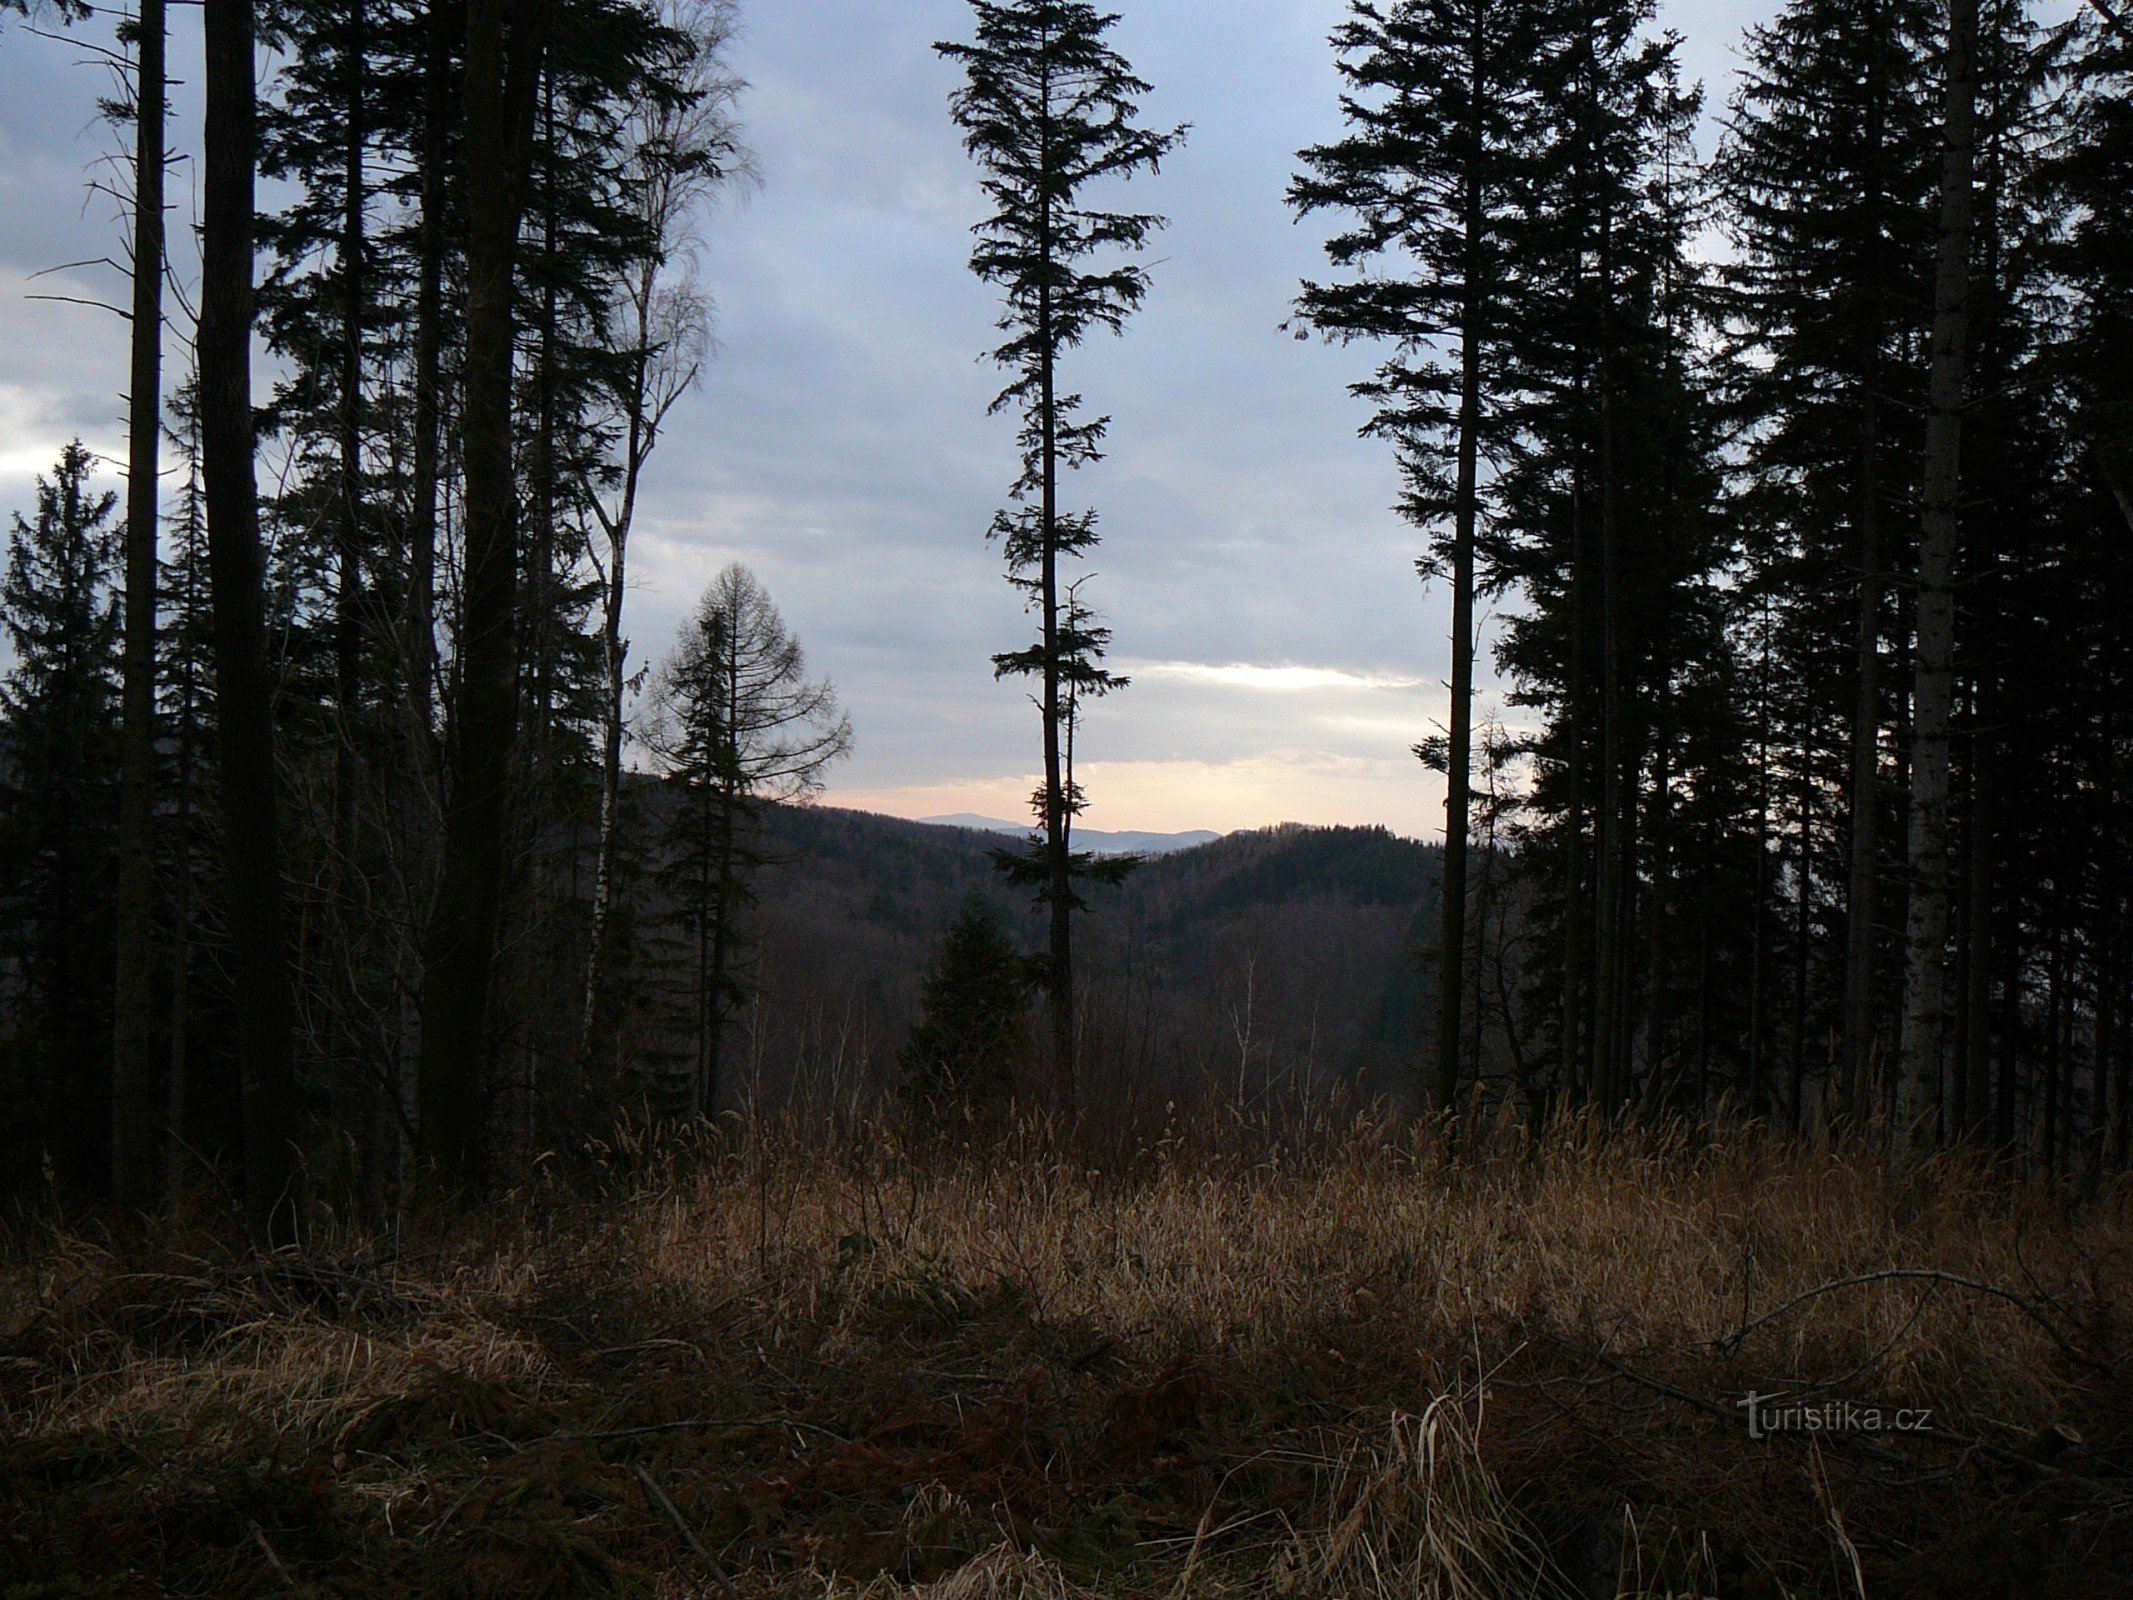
[647,801,1439,1120]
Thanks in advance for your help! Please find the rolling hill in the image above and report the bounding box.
[729,802,1443,1112]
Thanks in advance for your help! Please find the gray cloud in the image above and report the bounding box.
[2,0,1770,837]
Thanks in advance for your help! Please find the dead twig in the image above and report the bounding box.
[248,1522,302,1596]
[634,1463,741,1600]
[1714,1269,2109,1374]
[560,1415,847,1446]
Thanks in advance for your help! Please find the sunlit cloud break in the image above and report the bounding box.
[1125,659,1427,693]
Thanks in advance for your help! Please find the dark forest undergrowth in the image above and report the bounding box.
[6,1118,2133,1599]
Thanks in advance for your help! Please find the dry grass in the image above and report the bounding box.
[5,1116,2132,1598]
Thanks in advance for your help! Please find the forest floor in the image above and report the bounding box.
[5,1118,2133,1599]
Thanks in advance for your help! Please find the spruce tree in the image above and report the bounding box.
[936,0,1183,1113]
[1290,0,1553,1120]
[1714,0,1941,1122]
[418,0,553,1182]
[112,0,168,1208]
[899,898,1036,1121]
[1898,0,1978,1156]
[202,0,306,1243]
[1487,3,1729,1116]
[0,444,122,1193]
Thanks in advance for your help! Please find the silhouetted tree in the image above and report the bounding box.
[1714,0,1940,1120]
[1,444,121,1193]
[899,897,1036,1120]
[581,0,749,1063]
[937,0,1183,1113]
[417,0,552,1183]
[1291,0,1555,1120]
[201,0,306,1244]
[113,0,169,1206]
[646,563,850,1118]
[1898,0,1978,1156]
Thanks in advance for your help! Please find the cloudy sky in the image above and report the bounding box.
[0,0,1763,837]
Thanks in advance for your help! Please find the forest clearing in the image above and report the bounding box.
[5,0,2133,1592]
[7,1120,2132,1598]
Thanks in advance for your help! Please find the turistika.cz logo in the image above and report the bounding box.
[1737,1391,1933,1441]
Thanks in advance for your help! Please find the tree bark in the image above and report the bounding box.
[1430,21,1484,1125]
[1746,604,1774,1118]
[201,0,304,1246]
[1897,0,1976,1163]
[1841,5,1895,1122]
[1592,203,1626,1115]
[1962,710,1995,1141]
[1791,749,1813,1133]
[405,0,454,769]
[334,0,367,886]
[580,347,648,1064]
[1037,116,1075,1119]
[417,0,548,1183]
[112,0,166,1208]
[1560,453,1589,1104]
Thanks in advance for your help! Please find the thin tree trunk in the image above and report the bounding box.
[708,783,737,1119]
[1747,605,1774,1117]
[1898,0,1975,1163]
[704,635,743,1119]
[1645,716,1671,1105]
[165,655,194,1207]
[417,0,548,1184]
[1037,173,1074,1118]
[1433,37,1485,1122]
[1962,710,1995,1140]
[334,0,367,874]
[2043,912,2064,1171]
[580,342,650,1063]
[1842,402,1885,1122]
[1561,460,1589,1105]
[1792,749,1814,1134]
[1592,205,1625,1115]
[1843,5,1893,1120]
[405,0,454,767]
[332,0,370,1183]
[696,781,713,1115]
[2107,908,2124,1169]
[201,0,304,1246]
[113,0,167,1207]
[2095,914,2114,1171]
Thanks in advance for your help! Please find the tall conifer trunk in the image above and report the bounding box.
[112,0,166,1207]
[406,0,454,767]
[1962,714,1995,1140]
[201,0,304,1245]
[1431,12,1484,1124]
[418,0,548,1182]
[1899,0,1977,1159]
[1840,0,1894,1123]
[1592,189,1626,1113]
[1036,92,1076,1116]
[939,2,1178,1126]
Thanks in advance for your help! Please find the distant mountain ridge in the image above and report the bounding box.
[920,813,1223,857]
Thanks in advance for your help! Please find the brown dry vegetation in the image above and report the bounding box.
[5,1117,2133,1599]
